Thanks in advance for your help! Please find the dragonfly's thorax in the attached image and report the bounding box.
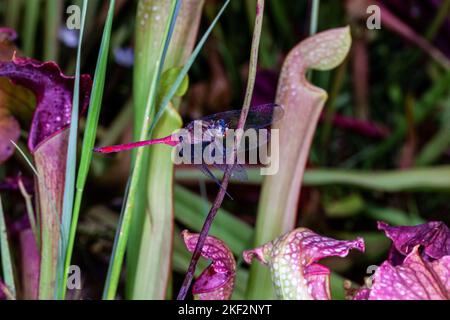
[181,119,228,144]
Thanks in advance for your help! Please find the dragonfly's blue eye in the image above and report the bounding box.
[217,119,226,129]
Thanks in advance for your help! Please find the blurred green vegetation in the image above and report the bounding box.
[0,0,449,299]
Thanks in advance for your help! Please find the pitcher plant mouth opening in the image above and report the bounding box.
[0,0,448,304]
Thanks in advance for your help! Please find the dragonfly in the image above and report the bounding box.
[94,103,284,193]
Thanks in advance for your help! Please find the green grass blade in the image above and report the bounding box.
[22,0,41,57]
[130,106,182,299]
[56,0,88,300]
[102,0,181,300]
[56,0,116,300]
[5,0,22,30]
[44,0,62,61]
[176,166,450,191]
[309,0,320,36]
[0,195,16,298]
[9,140,38,176]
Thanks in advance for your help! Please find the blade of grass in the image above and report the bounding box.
[5,0,22,30]
[18,178,39,246]
[176,0,264,300]
[175,166,450,191]
[44,0,62,61]
[56,0,88,300]
[0,195,16,299]
[309,0,320,36]
[129,104,182,299]
[302,166,450,191]
[9,140,38,176]
[57,0,116,300]
[102,0,181,300]
[22,0,41,57]
[307,0,320,81]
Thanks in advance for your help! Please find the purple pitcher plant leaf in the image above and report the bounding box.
[0,108,19,163]
[0,175,34,193]
[0,28,34,164]
[182,230,236,300]
[0,278,9,300]
[0,56,92,151]
[378,221,450,265]
[358,247,450,300]
[0,55,92,298]
[20,228,40,299]
[0,27,17,60]
[244,228,365,300]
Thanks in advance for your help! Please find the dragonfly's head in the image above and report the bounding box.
[215,119,227,136]
[173,131,190,145]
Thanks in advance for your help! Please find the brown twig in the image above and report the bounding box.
[176,0,265,300]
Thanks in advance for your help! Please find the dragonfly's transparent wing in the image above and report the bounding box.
[196,103,284,130]
[213,163,248,181]
[215,130,271,156]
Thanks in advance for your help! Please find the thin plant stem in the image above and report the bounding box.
[59,0,116,301]
[5,0,22,30]
[309,0,320,36]
[22,0,40,57]
[44,0,61,61]
[307,0,320,80]
[176,0,265,300]
[18,177,39,247]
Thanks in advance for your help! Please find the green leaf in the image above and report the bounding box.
[159,67,189,100]
[44,0,62,61]
[176,166,450,191]
[22,0,40,57]
[57,0,116,300]
[56,0,89,300]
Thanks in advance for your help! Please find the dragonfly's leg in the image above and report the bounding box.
[213,163,248,181]
[195,164,233,200]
